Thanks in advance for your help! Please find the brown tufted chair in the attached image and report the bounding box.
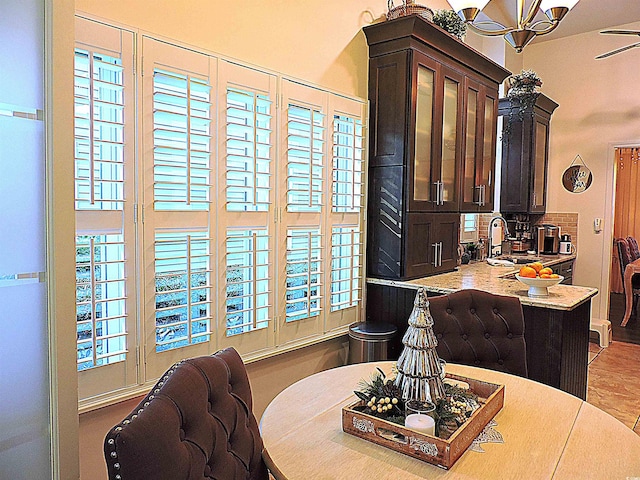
[428,289,528,378]
[616,237,640,319]
[627,236,640,261]
[104,347,269,480]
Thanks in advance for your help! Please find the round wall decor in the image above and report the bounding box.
[562,155,592,193]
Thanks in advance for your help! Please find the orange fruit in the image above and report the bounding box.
[539,267,553,276]
[539,273,551,278]
[529,262,544,273]
[550,273,560,279]
[519,265,537,278]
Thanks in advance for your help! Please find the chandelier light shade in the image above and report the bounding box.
[446,0,580,52]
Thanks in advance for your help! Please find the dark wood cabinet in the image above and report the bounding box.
[405,213,460,278]
[553,259,574,284]
[460,78,499,212]
[499,93,559,214]
[366,169,461,279]
[364,15,510,280]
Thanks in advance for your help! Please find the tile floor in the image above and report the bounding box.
[587,340,640,435]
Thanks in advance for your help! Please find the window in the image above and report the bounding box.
[460,213,479,243]
[285,228,323,322]
[286,104,325,212]
[154,231,211,352]
[75,18,366,407]
[225,87,272,212]
[330,226,361,312]
[225,229,270,337]
[74,49,125,211]
[152,69,212,211]
[76,234,127,369]
[332,114,364,213]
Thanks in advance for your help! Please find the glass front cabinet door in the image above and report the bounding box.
[460,78,498,213]
[410,53,462,213]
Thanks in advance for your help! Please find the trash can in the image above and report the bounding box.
[348,322,397,364]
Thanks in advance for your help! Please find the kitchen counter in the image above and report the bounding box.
[366,253,596,311]
[365,253,595,399]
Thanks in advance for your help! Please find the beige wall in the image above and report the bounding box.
[523,21,640,322]
[75,1,457,98]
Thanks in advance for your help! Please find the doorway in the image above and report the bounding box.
[609,146,640,344]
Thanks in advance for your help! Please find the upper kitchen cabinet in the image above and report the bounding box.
[460,79,499,212]
[364,15,509,213]
[499,93,559,214]
[363,15,509,279]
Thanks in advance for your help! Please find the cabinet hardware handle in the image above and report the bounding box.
[433,181,444,205]
[438,241,443,266]
[432,243,439,266]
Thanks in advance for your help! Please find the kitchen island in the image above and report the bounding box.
[366,254,597,399]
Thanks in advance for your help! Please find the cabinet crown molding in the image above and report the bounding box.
[364,15,511,86]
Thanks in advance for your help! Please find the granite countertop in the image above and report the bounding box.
[367,254,598,311]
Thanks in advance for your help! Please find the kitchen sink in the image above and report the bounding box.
[494,255,542,264]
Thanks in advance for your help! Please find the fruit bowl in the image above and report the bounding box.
[515,274,564,297]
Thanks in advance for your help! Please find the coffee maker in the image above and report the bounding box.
[536,225,561,254]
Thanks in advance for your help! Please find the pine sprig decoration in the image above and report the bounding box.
[435,383,480,437]
[353,367,405,423]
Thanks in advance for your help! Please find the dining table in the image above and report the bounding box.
[622,257,640,326]
[259,361,640,479]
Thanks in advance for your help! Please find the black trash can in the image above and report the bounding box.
[348,322,397,364]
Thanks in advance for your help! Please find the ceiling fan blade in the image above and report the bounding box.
[596,42,640,59]
[600,30,640,35]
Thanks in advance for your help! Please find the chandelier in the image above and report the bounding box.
[446,0,580,52]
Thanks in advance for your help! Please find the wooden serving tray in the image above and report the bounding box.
[341,374,505,470]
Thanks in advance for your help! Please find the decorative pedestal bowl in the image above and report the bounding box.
[515,275,564,297]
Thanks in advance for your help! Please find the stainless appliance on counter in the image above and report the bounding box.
[508,239,532,253]
[559,234,574,255]
[536,224,561,254]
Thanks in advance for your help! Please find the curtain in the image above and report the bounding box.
[611,147,640,293]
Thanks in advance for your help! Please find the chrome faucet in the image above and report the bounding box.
[487,215,510,258]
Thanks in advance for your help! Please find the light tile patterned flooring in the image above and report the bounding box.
[587,341,640,435]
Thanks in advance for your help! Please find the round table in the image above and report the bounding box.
[260,362,640,479]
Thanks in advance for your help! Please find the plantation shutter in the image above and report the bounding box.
[216,61,276,354]
[142,37,217,379]
[325,95,366,332]
[277,80,327,344]
[75,17,138,400]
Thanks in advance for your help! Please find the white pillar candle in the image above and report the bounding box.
[405,413,435,436]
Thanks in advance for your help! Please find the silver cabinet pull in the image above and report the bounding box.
[432,243,439,266]
[433,180,444,206]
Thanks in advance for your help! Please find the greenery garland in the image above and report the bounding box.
[503,70,543,139]
[432,9,467,40]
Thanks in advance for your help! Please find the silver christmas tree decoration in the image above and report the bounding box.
[394,287,446,404]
